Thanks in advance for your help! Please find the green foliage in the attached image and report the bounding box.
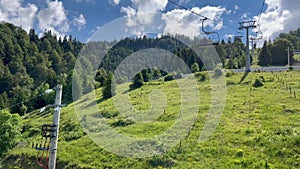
[0,22,252,116]
[148,156,175,168]
[191,62,200,73]
[279,28,300,49]
[253,78,264,87]
[72,71,83,100]
[130,72,144,89]
[95,68,107,87]
[61,122,86,141]
[269,38,293,66]
[152,68,162,79]
[194,72,207,82]
[258,40,272,66]
[0,92,9,110]
[2,71,300,168]
[102,72,116,99]
[257,28,300,66]
[0,109,22,157]
[0,23,83,115]
[111,118,135,127]
[164,74,174,82]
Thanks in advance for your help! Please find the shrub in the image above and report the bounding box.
[130,72,144,89]
[0,109,22,157]
[111,118,135,127]
[191,62,200,73]
[225,71,235,77]
[61,122,86,141]
[194,72,207,82]
[164,74,174,82]
[213,67,223,77]
[92,110,119,119]
[252,78,264,87]
[148,156,175,168]
[102,72,116,99]
[288,66,293,71]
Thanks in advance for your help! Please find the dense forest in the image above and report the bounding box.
[0,22,83,115]
[0,22,299,117]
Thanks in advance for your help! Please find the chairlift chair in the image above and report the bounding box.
[255,30,263,39]
[201,17,220,45]
[254,24,263,40]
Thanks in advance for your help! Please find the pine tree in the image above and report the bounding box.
[102,72,116,99]
[191,62,200,73]
[130,72,144,89]
[258,40,272,66]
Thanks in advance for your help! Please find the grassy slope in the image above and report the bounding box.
[2,71,300,169]
[294,54,300,61]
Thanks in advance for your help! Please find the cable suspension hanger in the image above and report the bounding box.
[201,17,220,45]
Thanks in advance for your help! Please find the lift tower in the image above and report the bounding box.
[239,21,257,72]
[48,85,63,169]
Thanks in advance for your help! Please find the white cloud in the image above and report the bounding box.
[109,0,120,6]
[254,0,300,45]
[120,0,227,38]
[37,0,69,35]
[131,0,168,13]
[240,12,250,19]
[120,0,168,36]
[121,6,137,27]
[121,0,168,26]
[73,14,86,30]
[162,6,227,38]
[234,5,239,11]
[162,9,200,38]
[0,0,38,31]
[114,0,120,5]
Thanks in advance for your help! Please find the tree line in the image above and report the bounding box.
[0,22,83,115]
[258,28,300,66]
[1,22,299,116]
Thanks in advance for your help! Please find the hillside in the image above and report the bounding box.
[1,70,300,168]
[1,21,299,117]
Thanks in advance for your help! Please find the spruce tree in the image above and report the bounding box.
[258,40,272,66]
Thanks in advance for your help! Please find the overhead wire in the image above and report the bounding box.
[257,0,266,25]
[167,0,238,30]
[0,88,54,112]
[167,0,209,20]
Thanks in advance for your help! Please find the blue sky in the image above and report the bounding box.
[0,0,299,45]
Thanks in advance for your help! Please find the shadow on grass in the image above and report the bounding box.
[83,97,107,110]
[82,84,142,109]
[238,70,250,84]
[23,109,53,119]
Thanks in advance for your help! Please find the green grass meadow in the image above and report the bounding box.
[294,54,300,61]
[2,70,300,169]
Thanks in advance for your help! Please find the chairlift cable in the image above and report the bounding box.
[0,87,55,112]
[167,0,237,30]
[168,0,208,19]
[257,0,265,25]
